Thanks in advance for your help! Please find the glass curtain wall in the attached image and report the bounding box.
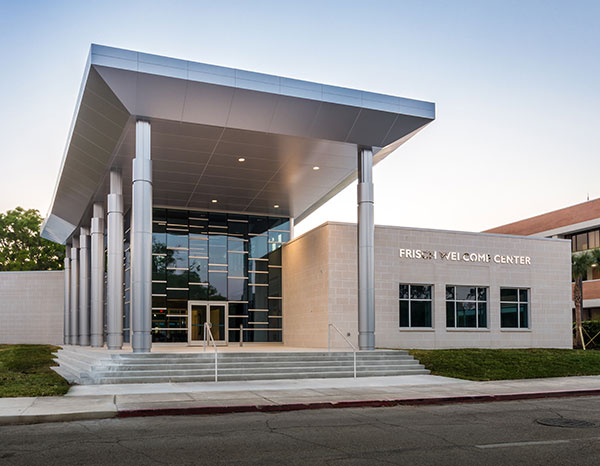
[151,208,289,343]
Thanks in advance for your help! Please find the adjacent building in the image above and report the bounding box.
[485,198,600,320]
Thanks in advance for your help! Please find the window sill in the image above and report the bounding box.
[399,328,435,332]
[500,328,532,332]
[446,328,490,332]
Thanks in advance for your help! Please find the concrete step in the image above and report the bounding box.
[107,356,416,365]
[91,363,426,378]
[109,350,410,359]
[95,358,420,370]
[93,368,431,384]
[54,347,429,385]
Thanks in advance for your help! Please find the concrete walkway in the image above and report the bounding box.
[2,374,600,426]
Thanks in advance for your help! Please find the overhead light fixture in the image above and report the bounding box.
[312,166,320,170]
[238,157,246,162]
[211,199,218,203]
[273,204,279,208]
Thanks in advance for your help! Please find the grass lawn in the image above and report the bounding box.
[0,345,70,397]
[409,348,600,381]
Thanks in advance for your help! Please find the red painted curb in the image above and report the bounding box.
[117,388,600,419]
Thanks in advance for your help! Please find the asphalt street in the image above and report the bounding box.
[1,396,600,465]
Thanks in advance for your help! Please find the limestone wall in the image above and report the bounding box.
[0,271,64,345]
[282,222,572,349]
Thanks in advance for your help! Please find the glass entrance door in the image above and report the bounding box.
[188,301,228,345]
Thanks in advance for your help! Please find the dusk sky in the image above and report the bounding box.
[0,0,598,236]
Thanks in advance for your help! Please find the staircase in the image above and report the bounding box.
[53,347,430,385]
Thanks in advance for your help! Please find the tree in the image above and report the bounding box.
[0,207,65,271]
[572,251,594,348]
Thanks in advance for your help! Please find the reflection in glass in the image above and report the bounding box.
[228,253,247,277]
[167,231,188,249]
[189,257,208,283]
[249,236,268,259]
[500,288,518,302]
[399,301,410,327]
[446,302,455,327]
[209,235,227,264]
[501,303,518,328]
[410,301,432,327]
[167,269,188,288]
[456,286,476,301]
[519,303,528,328]
[268,231,290,243]
[411,285,431,300]
[249,285,268,309]
[208,272,227,301]
[268,248,282,266]
[228,278,247,301]
[269,267,282,297]
[151,208,289,343]
[399,284,409,300]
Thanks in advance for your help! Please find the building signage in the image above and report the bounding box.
[399,249,531,265]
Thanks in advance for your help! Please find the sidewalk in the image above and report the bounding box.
[2,374,600,426]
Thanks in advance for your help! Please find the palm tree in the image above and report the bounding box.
[572,251,594,348]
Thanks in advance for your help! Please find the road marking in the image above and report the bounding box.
[475,440,571,449]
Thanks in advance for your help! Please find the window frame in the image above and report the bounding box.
[500,287,530,329]
[398,283,434,329]
[445,285,488,329]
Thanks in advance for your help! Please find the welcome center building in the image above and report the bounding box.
[37,45,572,354]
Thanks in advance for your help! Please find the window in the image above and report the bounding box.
[446,286,487,328]
[500,288,529,328]
[567,228,600,252]
[399,284,433,328]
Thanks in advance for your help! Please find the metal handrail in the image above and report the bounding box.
[203,322,218,382]
[328,323,356,378]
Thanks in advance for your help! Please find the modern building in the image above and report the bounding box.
[485,198,600,320]
[34,44,572,354]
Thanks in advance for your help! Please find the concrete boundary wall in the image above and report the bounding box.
[0,271,64,345]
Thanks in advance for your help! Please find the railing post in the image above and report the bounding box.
[239,325,243,347]
[328,322,357,378]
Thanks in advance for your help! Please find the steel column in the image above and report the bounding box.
[357,147,375,350]
[70,237,79,345]
[131,120,153,353]
[106,170,124,349]
[90,203,105,347]
[78,227,90,346]
[63,247,71,345]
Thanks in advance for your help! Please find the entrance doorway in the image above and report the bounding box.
[188,301,228,345]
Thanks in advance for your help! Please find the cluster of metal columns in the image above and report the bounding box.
[63,120,153,352]
[62,121,375,352]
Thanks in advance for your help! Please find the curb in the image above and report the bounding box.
[0,410,117,426]
[118,388,600,419]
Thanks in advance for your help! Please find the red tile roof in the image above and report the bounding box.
[484,198,600,236]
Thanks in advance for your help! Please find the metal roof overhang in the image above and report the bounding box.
[41,44,435,244]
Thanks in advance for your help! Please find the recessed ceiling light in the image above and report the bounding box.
[238,157,246,162]
[312,166,320,170]
[273,204,279,208]
[211,199,218,203]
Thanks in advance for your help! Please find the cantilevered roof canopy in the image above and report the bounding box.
[42,44,435,244]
